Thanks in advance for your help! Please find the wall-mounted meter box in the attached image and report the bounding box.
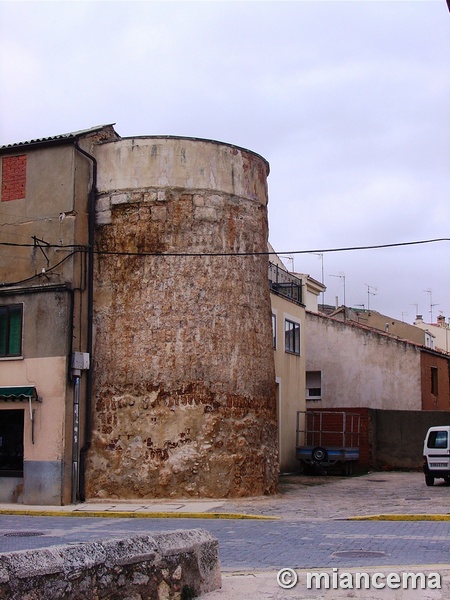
[72,352,90,370]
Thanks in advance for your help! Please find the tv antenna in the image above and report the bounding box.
[365,284,377,312]
[310,252,325,305]
[330,272,346,308]
[280,254,294,272]
[423,289,439,323]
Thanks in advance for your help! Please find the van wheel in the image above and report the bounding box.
[444,476,450,485]
[425,475,434,487]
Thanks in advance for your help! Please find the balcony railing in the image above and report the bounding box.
[268,262,303,304]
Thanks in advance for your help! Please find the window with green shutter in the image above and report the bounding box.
[0,304,23,357]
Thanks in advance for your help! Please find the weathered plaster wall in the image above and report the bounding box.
[0,356,69,504]
[0,288,72,504]
[0,147,90,286]
[86,137,278,499]
[305,312,422,410]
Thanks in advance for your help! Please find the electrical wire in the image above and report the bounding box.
[1,237,448,256]
[0,250,80,287]
[1,237,447,291]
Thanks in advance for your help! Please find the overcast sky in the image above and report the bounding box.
[1,1,449,323]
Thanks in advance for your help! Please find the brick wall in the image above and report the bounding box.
[1,155,27,201]
[420,351,450,410]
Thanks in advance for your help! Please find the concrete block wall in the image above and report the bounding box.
[372,409,450,470]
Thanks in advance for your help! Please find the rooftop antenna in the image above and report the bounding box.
[410,303,419,320]
[354,304,365,321]
[423,289,439,323]
[280,254,294,272]
[401,311,408,322]
[309,252,325,306]
[365,284,377,312]
[330,272,346,310]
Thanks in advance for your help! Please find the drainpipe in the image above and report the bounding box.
[74,140,97,502]
[71,373,81,504]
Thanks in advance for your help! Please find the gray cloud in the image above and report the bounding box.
[1,0,448,321]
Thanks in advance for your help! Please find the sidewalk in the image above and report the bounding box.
[203,567,450,599]
[0,471,449,521]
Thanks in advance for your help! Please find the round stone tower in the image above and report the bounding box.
[86,136,278,499]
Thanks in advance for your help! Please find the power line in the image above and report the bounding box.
[0,250,79,287]
[0,237,448,257]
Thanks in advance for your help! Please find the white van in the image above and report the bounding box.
[423,426,450,486]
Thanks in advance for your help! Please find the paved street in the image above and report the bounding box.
[1,471,449,598]
[1,514,450,569]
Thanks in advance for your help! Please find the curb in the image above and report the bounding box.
[348,514,450,521]
[0,509,279,520]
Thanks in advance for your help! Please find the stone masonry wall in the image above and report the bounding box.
[85,138,278,499]
[0,529,221,599]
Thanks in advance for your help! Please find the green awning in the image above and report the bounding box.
[0,386,40,401]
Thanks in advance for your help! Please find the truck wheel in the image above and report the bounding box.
[312,446,327,462]
[425,475,434,487]
[444,476,450,484]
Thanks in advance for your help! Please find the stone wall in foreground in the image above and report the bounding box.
[0,529,221,599]
[86,137,278,499]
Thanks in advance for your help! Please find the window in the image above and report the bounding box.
[285,319,300,355]
[431,367,438,396]
[427,430,448,449]
[0,304,23,357]
[306,371,322,401]
[272,313,277,349]
[0,409,24,476]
